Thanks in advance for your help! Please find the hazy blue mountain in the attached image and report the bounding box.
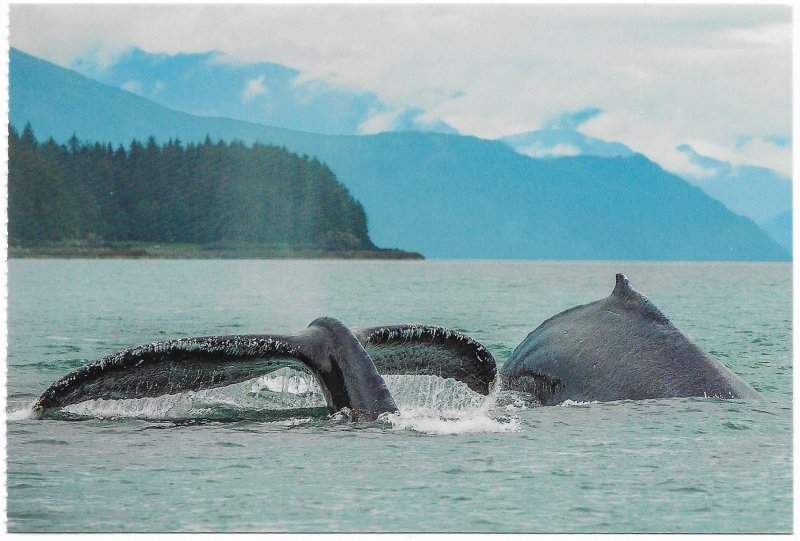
[760,211,792,255]
[500,130,792,247]
[676,144,792,225]
[9,47,789,261]
[501,128,635,159]
[68,47,457,136]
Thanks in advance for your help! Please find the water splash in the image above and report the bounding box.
[385,409,519,435]
[384,374,488,411]
[249,368,321,397]
[61,370,325,421]
[557,399,600,407]
[62,391,224,420]
[7,406,36,421]
[20,370,522,432]
[383,375,520,435]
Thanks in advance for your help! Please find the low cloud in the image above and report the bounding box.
[358,109,399,135]
[543,108,603,131]
[518,143,582,159]
[242,74,267,101]
[120,80,144,96]
[733,137,793,177]
[10,4,792,177]
[717,21,791,47]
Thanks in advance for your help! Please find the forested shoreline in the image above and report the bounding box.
[9,124,420,258]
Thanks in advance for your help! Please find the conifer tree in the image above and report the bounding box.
[7,126,375,251]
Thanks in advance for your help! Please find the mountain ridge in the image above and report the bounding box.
[9,47,790,261]
[67,46,458,136]
[676,144,792,224]
[501,128,635,159]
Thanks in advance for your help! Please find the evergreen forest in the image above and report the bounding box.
[8,124,376,251]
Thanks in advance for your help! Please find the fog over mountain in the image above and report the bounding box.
[675,144,792,224]
[499,113,791,255]
[68,47,458,137]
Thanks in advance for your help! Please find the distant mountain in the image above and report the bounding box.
[500,126,793,253]
[675,144,792,225]
[501,128,635,159]
[68,47,457,136]
[9,48,789,261]
[760,211,792,255]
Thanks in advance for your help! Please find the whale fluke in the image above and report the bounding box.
[33,317,398,421]
[354,325,497,395]
[500,274,759,405]
[33,318,499,421]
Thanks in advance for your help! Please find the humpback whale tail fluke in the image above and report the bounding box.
[355,325,497,395]
[32,317,397,421]
[300,317,398,420]
[33,318,498,422]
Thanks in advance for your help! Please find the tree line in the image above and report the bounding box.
[8,124,375,250]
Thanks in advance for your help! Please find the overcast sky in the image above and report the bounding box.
[9,3,793,177]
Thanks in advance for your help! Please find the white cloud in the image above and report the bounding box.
[120,80,144,96]
[717,22,792,47]
[729,138,792,178]
[518,143,581,159]
[358,110,399,135]
[121,79,166,99]
[242,75,267,101]
[8,4,792,176]
[580,111,721,178]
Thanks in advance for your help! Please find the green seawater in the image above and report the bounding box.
[6,260,792,532]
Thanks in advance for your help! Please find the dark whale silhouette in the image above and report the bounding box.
[34,274,758,418]
[33,317,497,420]
[500,273,759,405]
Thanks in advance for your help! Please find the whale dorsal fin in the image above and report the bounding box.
[612,273,634,297]
[609,273,669,324]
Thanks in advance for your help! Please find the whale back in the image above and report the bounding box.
[500,273,758,405]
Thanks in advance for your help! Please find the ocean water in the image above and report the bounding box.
[5,259,792,532]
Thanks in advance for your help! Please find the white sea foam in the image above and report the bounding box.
[7,407,36,421]
[385,408,520,435]
[557,399,600,407]
[383,375,520,435]
[35,372,520,430]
